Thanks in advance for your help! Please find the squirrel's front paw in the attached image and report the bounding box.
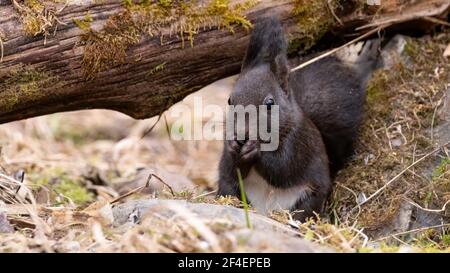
[239,140,260,163]
[226,140,241,158]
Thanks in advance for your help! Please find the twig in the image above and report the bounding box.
[423,16,450,27]
[391,235,411,247]
[349,227,369,248]
[374,223,450,242]
[192,190,217,200]
[109,184,146,204]
[163,114,171,137]
[109,174,152,204]
[407,199,450,213]
[0,173,35,205]
[290,24,389,73]
[327,0,342,25]
[14,170,25,194]
[356,141,450,208]
[355,2,450,31]
[11,0,27,14]
[109,172,174,204]
[0,173,21,184]
[141,114,163,139]
[151,173,175,196]
[141,97,172,139]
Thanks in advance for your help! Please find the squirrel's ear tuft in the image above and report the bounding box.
[271,54,289,92]
[241,17,288,72]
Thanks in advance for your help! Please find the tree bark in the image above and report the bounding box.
[0,0,449,124]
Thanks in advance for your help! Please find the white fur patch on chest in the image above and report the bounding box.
[244,167,311,215]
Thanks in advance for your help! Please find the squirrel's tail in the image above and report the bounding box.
[241,16,287,70]
[335,39,382,88]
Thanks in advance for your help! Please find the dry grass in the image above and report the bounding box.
[0,34,449,252]
[331,33,450,250]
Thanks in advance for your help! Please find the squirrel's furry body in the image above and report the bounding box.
[218,17,373,220]
[291,56,366,176]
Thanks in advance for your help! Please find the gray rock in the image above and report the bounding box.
[378,35,411,70]
[410,207,444,231]
[112,199,333,253]
[228,229,332,253]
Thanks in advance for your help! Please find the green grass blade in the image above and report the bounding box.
[236,168,252,229]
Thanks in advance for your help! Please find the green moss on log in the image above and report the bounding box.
[0,65,58,111]
[147,62,167,76]
[73,14,94,32]
[291,0,337,52]
[79,0,258,79]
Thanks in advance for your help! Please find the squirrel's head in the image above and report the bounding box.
[227,17,296,150]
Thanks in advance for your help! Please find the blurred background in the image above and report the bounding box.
[0,76,236,207]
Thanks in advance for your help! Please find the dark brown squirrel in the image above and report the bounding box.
[217,17,374,221]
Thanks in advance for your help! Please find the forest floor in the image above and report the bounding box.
[0,32,449,252]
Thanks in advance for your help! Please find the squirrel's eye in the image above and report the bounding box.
[227,97,232,105]
[264,98,275,110]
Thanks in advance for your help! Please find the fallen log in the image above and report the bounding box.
[0,0,448,124]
